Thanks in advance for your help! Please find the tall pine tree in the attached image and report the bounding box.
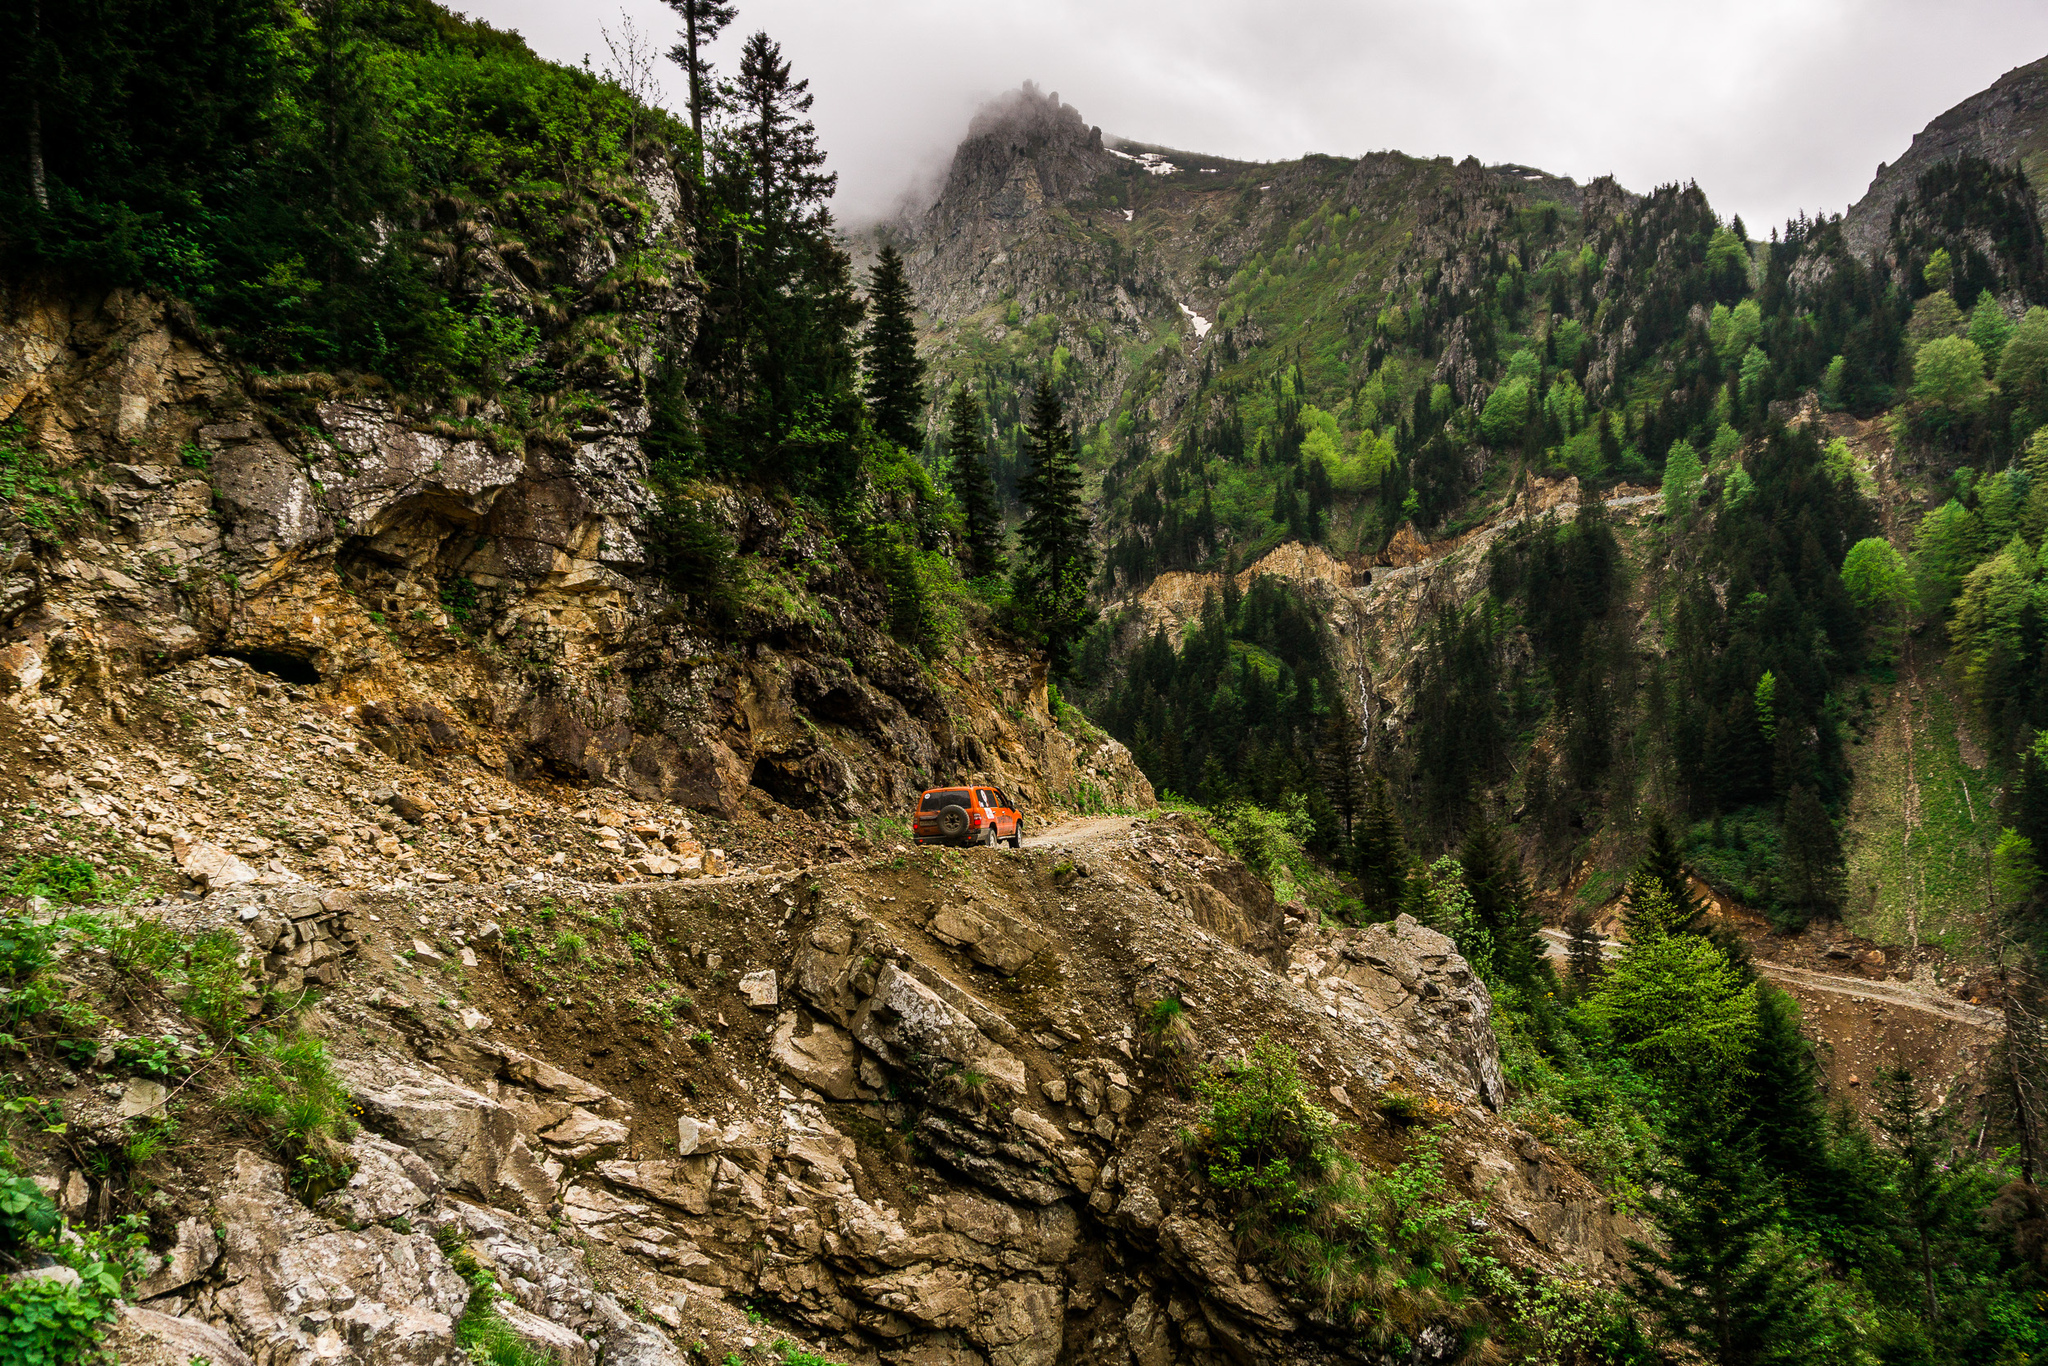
[1565,905,1604,990]
[862,244,925,449]
[1776,785,1848,926]
[1317,700,1367,843]
[1736,986,1832,1214]
[1459,823,1545,988]
[1623,810,1709,940]
[944,386,1004,580]
[692,32,863,486]
[1350,775,1410,921]
[1014,377,1095,676]
[1626,1095,1822,1365]
[661,0,735,175]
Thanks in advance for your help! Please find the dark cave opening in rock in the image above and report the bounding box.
[748,757,812,811]
[219,650,322,685]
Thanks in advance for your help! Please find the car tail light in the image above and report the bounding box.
[970,813,985,825]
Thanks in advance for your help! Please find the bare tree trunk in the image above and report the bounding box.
[28,0,47,210]
[685,5,702,180]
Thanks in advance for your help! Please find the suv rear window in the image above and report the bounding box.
[920,789,972,811]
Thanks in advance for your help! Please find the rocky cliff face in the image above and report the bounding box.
[1841,53,2048,258]
[0,273,1150,838]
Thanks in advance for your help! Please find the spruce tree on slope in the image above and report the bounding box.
[1317,700,1367,844]
[1350,776,1409,921]
[1776,785,1848,926]
[1623,809,1709,940]
[1564,906,1604,990]
[863,244,925,449]
[694,33,862,485]
[1459,823,1545,988]
[1737,985,1831,1211]
[662,0,735,175]
[944,386,1005,580]
[1626,1095,1820,1365]
[1014,378,1095,676]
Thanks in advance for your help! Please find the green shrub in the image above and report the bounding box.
[0,1174,59,1250]
[0,1213,147,1366]
[0,917,58,981]
[1192,1036,1339,1221]
[0,427,85,546]
[182,929,250,1038]
[1191,1037,1508,1348]
[439,1224,560,1366]
[1204,797,1342,912]
[105,918,180,975]
[0,858,99,907]
[0,1273,116,1366]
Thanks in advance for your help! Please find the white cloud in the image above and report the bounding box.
[462,0,2048,232]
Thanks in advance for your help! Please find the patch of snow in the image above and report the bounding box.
[1522,174,1542,181]
[1201,167,1218,173]
[1258,184,1272,191]
[1178,303,1212,339]
[1122,209,1133,221]
[1109,145,1177,175]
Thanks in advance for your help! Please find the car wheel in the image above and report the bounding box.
[982,824,997,848]
[1009,823,1023,849]
[937,804,969,841]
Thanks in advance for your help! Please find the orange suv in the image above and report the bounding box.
[914,786,1022,848]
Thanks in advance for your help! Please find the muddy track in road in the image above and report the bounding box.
[1020,815,1142,849]
[1538,928,2003,1031]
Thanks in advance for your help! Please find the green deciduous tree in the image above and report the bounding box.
[1014,378,1095,675]
[1738,345,1771,404]
[1911,335,1990,431]
[1663,439,1703,519]
[1998,307,2048,426]
[1923,248,1955,293]
[1911,499,1985,618]
[1478,375,1532,449]
[1970,290,2014,369]
[1710,299,1762,365]
[943,386,1004,580]
[861,244,925,449]
[1840,536,1909,618]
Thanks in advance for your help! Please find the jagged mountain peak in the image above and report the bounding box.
[925,82,1114,231]
[1841,51,2048,256]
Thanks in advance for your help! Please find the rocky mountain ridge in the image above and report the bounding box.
[1841,52,2048,259]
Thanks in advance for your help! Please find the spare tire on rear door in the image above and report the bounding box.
[937,803,969,840]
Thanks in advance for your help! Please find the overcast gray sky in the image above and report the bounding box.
[466,0,2048,233]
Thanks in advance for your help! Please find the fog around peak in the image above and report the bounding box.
[458,0,2048,234]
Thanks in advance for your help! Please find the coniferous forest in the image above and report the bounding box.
[4,1,2048,1360]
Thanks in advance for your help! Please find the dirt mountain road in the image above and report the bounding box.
[1539,927,2002,1029]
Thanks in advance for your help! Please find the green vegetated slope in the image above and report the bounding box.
[1841,656,2003,955]
[896,82,2048,962]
